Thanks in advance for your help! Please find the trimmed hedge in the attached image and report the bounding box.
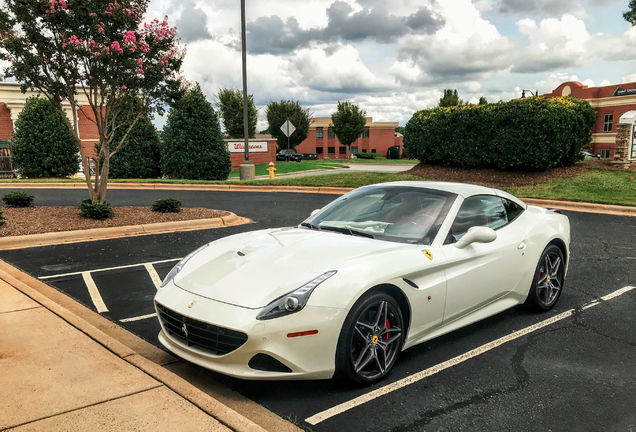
[403,96,596,171]
[356,152,382,159]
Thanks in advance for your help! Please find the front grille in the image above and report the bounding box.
[156,303,248,356]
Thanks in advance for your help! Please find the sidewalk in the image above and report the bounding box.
[0,278,263,431]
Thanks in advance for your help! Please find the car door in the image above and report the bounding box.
[439,195,529,324]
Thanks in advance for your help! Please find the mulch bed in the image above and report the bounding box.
[0,207,229,237]
[405,159,628,188]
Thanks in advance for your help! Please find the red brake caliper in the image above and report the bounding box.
[383,319,390,351]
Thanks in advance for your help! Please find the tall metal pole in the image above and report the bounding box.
[240,0,250,165]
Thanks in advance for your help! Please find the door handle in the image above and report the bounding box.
[517,241,527,250]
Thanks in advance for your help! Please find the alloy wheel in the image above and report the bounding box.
[537,251,563,307]
[350,300,403,381]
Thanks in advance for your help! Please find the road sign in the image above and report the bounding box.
[280,120,296,137]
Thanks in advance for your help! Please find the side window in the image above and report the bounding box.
[502,198,524,223]
[446,196,508,243]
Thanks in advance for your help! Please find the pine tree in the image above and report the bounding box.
[162,85,231,180]
[108,116,162,179]
[10,97,79,178]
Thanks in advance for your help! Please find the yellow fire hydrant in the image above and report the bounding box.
[267,162,277,179]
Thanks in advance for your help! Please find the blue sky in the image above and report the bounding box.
[145,0,636,128]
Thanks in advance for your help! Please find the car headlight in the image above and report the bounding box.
[256,271,337,320]
[160,244,210,288]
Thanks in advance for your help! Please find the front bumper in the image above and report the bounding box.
[154,281,346,380]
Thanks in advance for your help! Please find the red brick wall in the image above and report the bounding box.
[229,140,277,169]
[544,81,636,100]
[296,127,398,160]
[78,106,100,158]
[0,104,13,140]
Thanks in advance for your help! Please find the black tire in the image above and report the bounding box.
[525,244,565,311]
[335,291,405,385]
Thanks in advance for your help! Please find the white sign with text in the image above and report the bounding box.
[227,141,269,153]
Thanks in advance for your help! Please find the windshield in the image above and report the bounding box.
[305,186,457,244]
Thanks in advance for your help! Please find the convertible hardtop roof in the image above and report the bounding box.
[362,181,528,209]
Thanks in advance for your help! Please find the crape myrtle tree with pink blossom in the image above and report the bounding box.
[0,0,185,203]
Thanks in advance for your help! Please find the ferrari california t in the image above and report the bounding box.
[154,182,570,385]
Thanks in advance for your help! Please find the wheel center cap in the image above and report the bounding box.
[372,335,379,344]
[547,275,551,282]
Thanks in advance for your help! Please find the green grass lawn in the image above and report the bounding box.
[235,172,429,188]
[228,160,348,178]
[504,169,636,207]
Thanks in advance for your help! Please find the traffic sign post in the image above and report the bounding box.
[280,119,296,162]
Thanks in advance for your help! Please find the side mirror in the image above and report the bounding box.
[310,209,321,217]
[455,226,497,249]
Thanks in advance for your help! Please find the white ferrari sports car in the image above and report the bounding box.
[154,182,570,385]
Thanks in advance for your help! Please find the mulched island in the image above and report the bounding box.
[405,159,630,188]
[0,207,229,237]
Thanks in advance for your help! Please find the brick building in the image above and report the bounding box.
[294,117,403,160]
[543,81,636,158]
[0,82,99,157]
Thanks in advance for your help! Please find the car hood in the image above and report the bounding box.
[173,227,409,309]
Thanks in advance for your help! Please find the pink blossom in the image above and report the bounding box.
[98,26,105,34]
[59,0,66,8]
[121,85,127,89]
[89,12,96,16]
[61,43,67,49]
[123,30,136,44]
[93,52,100,56]
[139,69,144,74]
[136,59,143,67]
[89,76,92,79]
[69,35,82,46]
[110,41,123,53]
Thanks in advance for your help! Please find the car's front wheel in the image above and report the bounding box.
[525,244,565,311]
[335,292,404,385]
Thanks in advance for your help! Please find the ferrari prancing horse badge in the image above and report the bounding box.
[422,250,433,260]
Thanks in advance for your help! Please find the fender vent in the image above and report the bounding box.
[403,278,419,289]
[248,354,292,373]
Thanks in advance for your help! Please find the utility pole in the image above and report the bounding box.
[239,0,255,180]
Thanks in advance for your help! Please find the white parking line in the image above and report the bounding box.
[120,313,157,323]
[144,263,163,290]
[305,285,635,426]
[82,271,109,313]
[38,258,181,280]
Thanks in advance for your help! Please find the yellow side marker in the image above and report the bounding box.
[422,250,433,260]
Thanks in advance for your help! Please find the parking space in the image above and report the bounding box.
[2,190,636,431]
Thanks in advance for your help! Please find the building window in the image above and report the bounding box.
[316,147,323,154]
[371,148,377,154]
[351,146,358,154]
[328,146,335,154]
[339,146,346,154]
[362,149,367,153]
[362,128,369,139]
[316,128,323,139]
[601,149,610,158]
[603,114,613,132]
[328,128,335,139]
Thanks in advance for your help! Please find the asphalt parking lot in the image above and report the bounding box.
[2,189,636,431]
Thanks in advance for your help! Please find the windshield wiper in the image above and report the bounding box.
[300,222,321,231]
[320,225,374,239]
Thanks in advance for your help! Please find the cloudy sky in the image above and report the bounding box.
[150,1,635,128]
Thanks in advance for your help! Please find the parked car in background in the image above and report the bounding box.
[276,149,303,162]
[581,151,601,159]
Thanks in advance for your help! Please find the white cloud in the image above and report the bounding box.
[601,79,612,86]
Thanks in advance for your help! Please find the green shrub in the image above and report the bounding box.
[162,85,232,180]
[152,198,181,213]
[102,117,162,179]
[10,96,80,178]
[387,146,400,160]
[356,152,382,159]
[2,191,35,207]
[79,200,114,220]
[403,96,596,171]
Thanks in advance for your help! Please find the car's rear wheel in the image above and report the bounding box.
[335,292,404,385]
[525,244,565,311]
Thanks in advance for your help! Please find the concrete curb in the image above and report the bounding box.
[0,261,268,432]
[521,198,636,217]
[0,212,249,250]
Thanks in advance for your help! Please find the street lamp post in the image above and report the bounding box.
[239,0,255,180]
[521,89,539,98]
